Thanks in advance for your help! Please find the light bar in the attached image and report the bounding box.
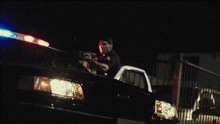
[0,29,50,47]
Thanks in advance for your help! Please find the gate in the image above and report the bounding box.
[152,53,220,124]
[176,54,220,124]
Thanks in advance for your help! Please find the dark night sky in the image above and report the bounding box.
[1,1,219,67]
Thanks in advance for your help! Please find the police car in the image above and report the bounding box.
[1,29,177,124]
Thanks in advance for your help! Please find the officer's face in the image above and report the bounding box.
[99,41,112,54]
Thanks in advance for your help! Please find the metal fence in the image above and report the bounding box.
[150,53,220,124]
[177,54,220,124]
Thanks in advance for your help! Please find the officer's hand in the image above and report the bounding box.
[83,52,93,61]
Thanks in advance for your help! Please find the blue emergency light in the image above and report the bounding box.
[0,29,13,37]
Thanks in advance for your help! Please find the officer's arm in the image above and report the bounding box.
[91,59,109,72]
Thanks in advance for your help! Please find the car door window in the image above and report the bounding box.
[139,75,146,89]
[134,73,140,86]
[119,70,147,89]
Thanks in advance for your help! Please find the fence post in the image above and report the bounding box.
[176,53,183,112]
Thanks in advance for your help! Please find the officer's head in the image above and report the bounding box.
[99,37,113,54]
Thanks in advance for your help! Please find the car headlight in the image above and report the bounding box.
[33,76,84,100]
[154,100,175,119]
[155,100,162,115]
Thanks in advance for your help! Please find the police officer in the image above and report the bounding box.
[86,37,121,78]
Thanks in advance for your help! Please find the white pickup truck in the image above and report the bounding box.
[80,60,178,121]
